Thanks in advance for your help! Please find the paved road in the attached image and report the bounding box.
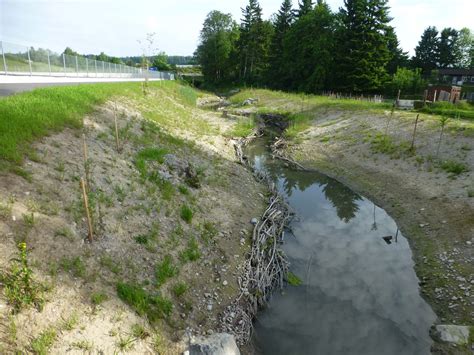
[0,76,166,97]
[0,82,94,96]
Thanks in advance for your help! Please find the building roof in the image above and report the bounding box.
[438,68,474,76]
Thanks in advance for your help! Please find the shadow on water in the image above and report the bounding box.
[246,139,436,355]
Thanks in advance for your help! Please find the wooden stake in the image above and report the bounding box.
[80,177,93,242]
[82,133,89,190]
[114,103,120,152]
[410,114,420,151]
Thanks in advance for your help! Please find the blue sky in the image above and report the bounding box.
[1,0,472,57]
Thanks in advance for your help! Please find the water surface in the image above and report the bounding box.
[247,140,436,355]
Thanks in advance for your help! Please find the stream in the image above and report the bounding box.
[245,139,436,355]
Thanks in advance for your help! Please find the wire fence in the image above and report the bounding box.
[0,40,174,80]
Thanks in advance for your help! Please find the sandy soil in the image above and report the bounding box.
[282,108,473,332]
[0,98,266,353]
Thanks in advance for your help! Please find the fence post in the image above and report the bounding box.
[95,60,97,77]
[63,53,66,76]
[75,55,78,76]
[86,58,89,77]
[27,47,32,76]
[102,61,105,77]
[0,41,7,75]
[47,50,51,76]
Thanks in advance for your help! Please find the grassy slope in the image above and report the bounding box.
[0,81,209,172]
[0,82,265,353]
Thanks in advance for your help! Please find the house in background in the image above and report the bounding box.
[438,69,474,86]
[427,85,462,103]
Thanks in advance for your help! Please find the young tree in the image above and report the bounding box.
[195,11,239,83]
[455,27,474,69]
[412,26,439,74]
[335,0,392,92]
[438,27,460,68]
[267,0,294,87]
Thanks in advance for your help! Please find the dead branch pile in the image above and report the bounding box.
[220,137,292,345]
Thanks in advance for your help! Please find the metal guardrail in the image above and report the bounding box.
[0,40,174,80]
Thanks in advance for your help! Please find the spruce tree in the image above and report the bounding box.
[296,0,314,18]
[335,0,392,92]
[281,1,335,92]
[238,0,273,83]
[412,26,439,74]
[267,0,294,87]
[386,26,409,74]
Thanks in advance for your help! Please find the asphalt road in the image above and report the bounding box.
[0,82,92,96]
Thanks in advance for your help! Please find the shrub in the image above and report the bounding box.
[1,242,44,313]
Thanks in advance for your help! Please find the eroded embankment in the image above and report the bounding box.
[0,85,272,354]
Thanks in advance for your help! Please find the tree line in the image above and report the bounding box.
[195,0,474,95]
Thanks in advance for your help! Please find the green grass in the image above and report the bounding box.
[91,292,108,306]
[0,83,141,171]
[180,204,193,223]
[116,282,173,322]
[180,237,201,263]
[230,89,391,113]
[60,256,86,278]
[419,101,474,121]
[30,328,57,355]
[440,160,469,175]
[0,81,204,175]
[228,117,256,137]
[172,282,188,298]
[135,147,168,177]
[155,255,178,286]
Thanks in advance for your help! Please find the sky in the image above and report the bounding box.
[0,0,473,57]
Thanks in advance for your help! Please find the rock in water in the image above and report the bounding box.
[189,333,240,355]
[432,324,470,345]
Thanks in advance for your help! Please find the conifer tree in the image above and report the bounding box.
[281,1,335,92]
[386,26,409,74]
[238,0,273,83]
[296,0,314,18]
[267,0,294,87]
[335,0,392,92]
[412,26,440,74]
[438,28,461,68]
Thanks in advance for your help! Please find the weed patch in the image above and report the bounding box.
[155,255,178,286]
[180,204,193,223]
[116,282,173,322]
[440,160,469,175]
[180,237,201,263]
